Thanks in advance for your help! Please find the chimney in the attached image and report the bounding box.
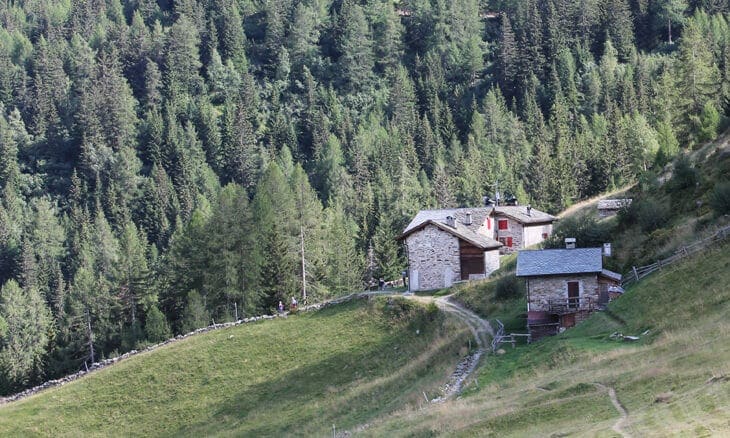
[464,212,472,225]
[527,204,532,216]
[446,215,456,228]
[565,238,576,249]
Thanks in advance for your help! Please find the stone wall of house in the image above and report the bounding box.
[523,223,553,248]
[406,224,461,291]
[484,248,500,275]
[526,274,599,312]
[496,219,523,254]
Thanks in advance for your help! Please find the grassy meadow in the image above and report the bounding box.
[0,297,470,436]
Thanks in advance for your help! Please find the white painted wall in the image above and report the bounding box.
[523,223,554,248]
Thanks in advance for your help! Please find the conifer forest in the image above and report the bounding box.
[0,0,729,394]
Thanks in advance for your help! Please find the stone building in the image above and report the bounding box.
[597,199,632,218]
[398,208,501,291]
[516,247,622,340]
[488,205,557,254]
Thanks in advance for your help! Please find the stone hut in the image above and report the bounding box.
[597,199,632,218]
[516,247,622,340]
[398,208,501,291]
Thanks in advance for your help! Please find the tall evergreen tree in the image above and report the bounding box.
[0,280,52,394]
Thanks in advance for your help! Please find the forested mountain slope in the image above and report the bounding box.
[1,0,729,394]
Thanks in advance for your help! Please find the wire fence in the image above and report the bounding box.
[621,224,730,288]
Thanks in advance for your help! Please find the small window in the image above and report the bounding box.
[498,237,513,247]
[498,219,508,230]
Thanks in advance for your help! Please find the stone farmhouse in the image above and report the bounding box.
[516,246,622,341]
[397,205,556,291]
[398,208,501,291]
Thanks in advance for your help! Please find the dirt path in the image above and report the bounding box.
[434,295,494,348]
[594,383,631,437]
[425,294,494,402]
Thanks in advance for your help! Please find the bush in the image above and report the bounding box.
[546,215,615,249]
[495,275,523,301]
[145,305,172,343]
[180,290,210,333]
[666,157,698,193]
[709,181,730,215]
[636,199,670,232]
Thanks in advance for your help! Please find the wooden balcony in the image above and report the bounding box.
[546,297,595,315]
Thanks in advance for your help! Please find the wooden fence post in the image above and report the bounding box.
[633,266,639,282]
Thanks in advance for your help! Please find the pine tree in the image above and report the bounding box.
[180,290,210,332]
[205,184,261,318]
[497,14,518,99]
[0,280,52,394]
[336,1,375,91]
[144,305,171,343]
[677,15,721,141]
[252,163,298,310]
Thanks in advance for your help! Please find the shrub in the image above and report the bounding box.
[636,199,670,232]
[546,215,615,249]
[145,305,172,343]
[495,275,523,301]
[709,181,730,215]
[666,157,698,193]
[180,290,210,333]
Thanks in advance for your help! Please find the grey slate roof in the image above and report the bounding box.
[398,207,501,250]
[597,199,632,210]
[399,219,501,250]
[516,248,603,277]
[492,206,556,224]
[402,207,492,234]
[600,269,622,282]
[402,205,556,235]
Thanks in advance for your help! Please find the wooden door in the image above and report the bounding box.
[567,281,579,308]
[598,283,609,305]
[459,240,485,280]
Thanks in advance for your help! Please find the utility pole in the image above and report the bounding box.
[85,307,95,364]
[492,180,501,206]
[300,225,307,304]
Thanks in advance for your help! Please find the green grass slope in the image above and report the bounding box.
[363,241,730,436]
[0,297,469,437]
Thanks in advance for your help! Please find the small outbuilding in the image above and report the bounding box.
[597,199,632,218]
[516,247,622,340]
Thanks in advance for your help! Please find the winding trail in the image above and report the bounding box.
[418,294,494,402]
[594,383,631,437]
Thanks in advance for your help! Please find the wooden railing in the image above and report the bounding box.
[622,225,730,288]
[492,319,531,350]
[547,296,595,314]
